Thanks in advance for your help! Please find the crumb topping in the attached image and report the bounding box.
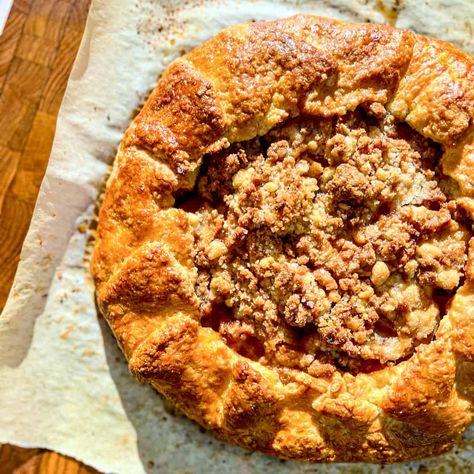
[181,104,470,375]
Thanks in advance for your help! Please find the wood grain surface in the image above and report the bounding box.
[0,1,99,473]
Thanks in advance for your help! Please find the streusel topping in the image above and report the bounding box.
[182,104,469,374]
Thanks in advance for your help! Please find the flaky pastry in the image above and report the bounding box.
[91,15,474,463]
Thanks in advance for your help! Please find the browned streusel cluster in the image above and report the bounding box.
[187,104,469,374]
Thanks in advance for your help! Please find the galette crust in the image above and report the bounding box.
[91,15,474,463]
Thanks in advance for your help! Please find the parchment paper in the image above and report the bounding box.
[0,0,14,35]
[1,1,473,473]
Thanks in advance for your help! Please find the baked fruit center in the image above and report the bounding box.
[182,104,469,375]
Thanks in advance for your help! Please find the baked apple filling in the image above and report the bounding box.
[185,104,469,375]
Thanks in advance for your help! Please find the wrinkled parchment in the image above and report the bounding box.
[1,1,473,473]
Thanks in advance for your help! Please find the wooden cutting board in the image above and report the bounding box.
[0,0,99,472]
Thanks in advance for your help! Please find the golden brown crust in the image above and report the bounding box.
[91,15,474,463]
